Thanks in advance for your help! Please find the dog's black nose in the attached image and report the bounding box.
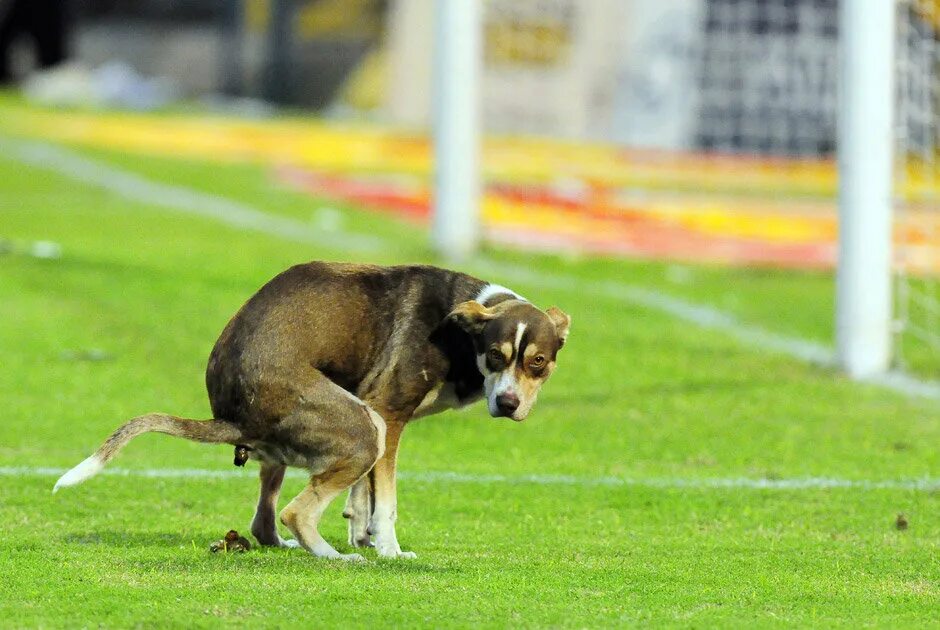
[496,392,520,415]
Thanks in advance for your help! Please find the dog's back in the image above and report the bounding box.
[205,262,485,437]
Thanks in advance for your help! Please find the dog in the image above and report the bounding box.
[54,262,570,560]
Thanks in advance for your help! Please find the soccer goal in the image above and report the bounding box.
[840,0,940,380]
[420,0,938,380]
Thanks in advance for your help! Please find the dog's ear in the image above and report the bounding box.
[546,306,571,349]
[441,301,496,336]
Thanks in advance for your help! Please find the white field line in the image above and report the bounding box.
[470,261,836,366]
[2,465,938,491]
[1,139,383,253]
[5,138,940,400]
[470,263,940,401]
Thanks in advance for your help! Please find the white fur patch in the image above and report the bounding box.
[365,407,387,460]
[492,370,519,398]
[513,322,527,356]
[475,283,526,306]
[52,455,104,492]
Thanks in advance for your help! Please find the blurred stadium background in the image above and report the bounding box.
[1,0,938,380]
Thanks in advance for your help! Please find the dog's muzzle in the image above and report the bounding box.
[495,392,520,417]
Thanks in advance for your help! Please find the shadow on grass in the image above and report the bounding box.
[63,530,199,548]
[57,531,462,574]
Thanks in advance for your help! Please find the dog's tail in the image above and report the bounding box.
[52,413,244,493]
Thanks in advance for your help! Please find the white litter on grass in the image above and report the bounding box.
[29,240,63,259]
[0,239,62,259]
[60,348,113,362]
[3,465,936,492]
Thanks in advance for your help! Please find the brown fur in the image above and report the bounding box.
[57,262,569,559]
[92,414,243,465]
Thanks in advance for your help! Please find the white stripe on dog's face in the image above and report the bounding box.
[513,323,526,354]
[486,323,526,415]
[476,322,547,420]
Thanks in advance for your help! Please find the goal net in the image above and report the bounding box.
[896,0,940,376]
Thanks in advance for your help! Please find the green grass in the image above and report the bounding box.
[1,141,939,628]
[38,141,940,378]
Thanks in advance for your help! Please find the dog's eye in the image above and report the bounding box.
[487,348,504,363]
[531,355,545,367]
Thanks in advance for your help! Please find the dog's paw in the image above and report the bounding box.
[376,547,417,560]
[338,552,367,562]
[279,538,302,549]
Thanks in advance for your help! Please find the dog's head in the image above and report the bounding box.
[442,299,570,421]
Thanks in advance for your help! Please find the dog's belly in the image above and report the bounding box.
[412,381,482,418]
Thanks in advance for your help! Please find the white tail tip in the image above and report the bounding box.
[53,455,104,493]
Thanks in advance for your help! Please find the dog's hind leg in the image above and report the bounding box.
[276,374,386,560]
[250,462,299,548]
[280,456,377,561]
[343,473,374,548]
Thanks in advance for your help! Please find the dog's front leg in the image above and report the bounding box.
[370,419,416,559]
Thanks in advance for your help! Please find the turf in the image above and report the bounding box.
[0,141,938,628]
[28,140,940,378]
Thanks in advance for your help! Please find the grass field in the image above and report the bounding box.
[1,137,939,628]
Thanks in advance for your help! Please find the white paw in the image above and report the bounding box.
[279,538,301,549]
[338,552,366,562]
[376,546,417,559]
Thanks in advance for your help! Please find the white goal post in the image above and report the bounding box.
[431,0,482,260]
[427,0,915,380]
[836,0,897,378]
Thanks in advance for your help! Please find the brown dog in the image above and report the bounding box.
[54,262,570,560]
